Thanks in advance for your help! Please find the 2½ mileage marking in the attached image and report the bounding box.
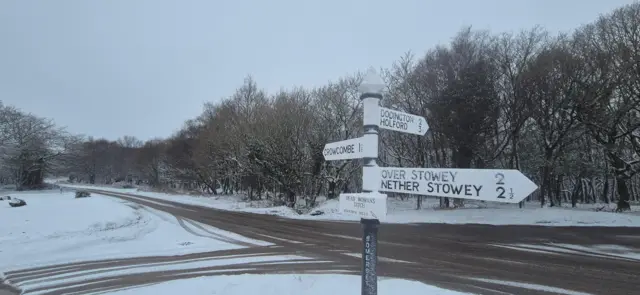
[495,172,506,199]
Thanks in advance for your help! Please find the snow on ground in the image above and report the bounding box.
[0,189,267,273]
[60,183,640,227]
[107,274,469,295]
[2,187,472,295]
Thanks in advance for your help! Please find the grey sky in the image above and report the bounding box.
[0,0,635,141]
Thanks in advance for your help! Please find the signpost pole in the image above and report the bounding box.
[359,68,385,295]
[361,218,379,295]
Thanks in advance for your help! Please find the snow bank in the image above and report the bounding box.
[296,198,640,227]
[0,190,249,272]
[107,274,469,295]
[288,197,640,227]
[61,184,640,227]
[60,184,296,215]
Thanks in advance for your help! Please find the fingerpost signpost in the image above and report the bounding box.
[322,68,539,295]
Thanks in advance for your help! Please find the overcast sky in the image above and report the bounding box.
[0,0,635,141]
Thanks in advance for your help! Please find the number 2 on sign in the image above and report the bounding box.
[495,172,506,199]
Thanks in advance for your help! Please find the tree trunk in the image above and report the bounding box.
[630,177,637,202]
[452,145,473,208]
[555,174,563,207]
[433,133,448,208]
[315,179,323,197]
[616,177,631,208]
[510,134,525,209]
[602,173,610,204]
[541,149,554,207]
[540,166,551,207]
[588,177,596,203]
[328,181,337,199]
[609,151,631,204]
[287,190,296,208]
[571,178,580,208]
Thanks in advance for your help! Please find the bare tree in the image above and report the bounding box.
[573,3,640,210]
[523,36,583,207]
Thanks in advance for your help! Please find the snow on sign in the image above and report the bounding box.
[323,137,364,161]
[377,107,428,136]
[339,193,387,220]
[367,167,538,203]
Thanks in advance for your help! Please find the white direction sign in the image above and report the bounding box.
[367,167,538,203]
[339,193,387,220]
[323,137,364,161]
[377,107,428,136]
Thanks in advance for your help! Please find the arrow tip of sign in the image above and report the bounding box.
[419,118,429,135]
[515,174,539,202]
[524,177,540,195]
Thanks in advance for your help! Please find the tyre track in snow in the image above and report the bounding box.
[38,263,357,295]
[117,195,259,247]
[5,247,287,283]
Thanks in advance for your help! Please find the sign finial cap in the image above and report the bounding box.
[359,67,385,94]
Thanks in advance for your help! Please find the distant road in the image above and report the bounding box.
[7,188,640,294]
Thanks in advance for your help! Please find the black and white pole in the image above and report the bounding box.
[358,68,385,295]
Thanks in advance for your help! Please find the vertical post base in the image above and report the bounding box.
[359,68,383,295]
[361,218,380,295]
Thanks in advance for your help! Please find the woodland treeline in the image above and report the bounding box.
[2,3,639,210]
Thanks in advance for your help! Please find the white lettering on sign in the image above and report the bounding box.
[367,167,538,203]
[339,193,387,220]
[376,107,428,136]
[323,137,365,161]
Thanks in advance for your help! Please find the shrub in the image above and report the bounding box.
[75,190,91,198]
[9,198,26,207]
